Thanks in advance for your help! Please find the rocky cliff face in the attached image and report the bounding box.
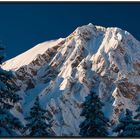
[2,23,140,136]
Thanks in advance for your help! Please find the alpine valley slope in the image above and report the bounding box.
[2,23,140,136]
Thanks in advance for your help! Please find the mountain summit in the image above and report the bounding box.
[2,23,140,136]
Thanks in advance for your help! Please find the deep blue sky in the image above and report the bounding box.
[0,3,140,60]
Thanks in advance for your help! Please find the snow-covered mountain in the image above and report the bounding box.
[2,23,140,136]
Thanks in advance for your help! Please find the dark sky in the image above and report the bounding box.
[0,2,140,60]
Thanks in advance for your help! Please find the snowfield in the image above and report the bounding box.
[2,38,64,71]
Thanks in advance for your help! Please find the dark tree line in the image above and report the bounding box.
[24,96,53,136]
[79,91,109,137]
[79,90,140,137]
[0,47,53,137]
[113,106,140,137]
[0,47,22,136]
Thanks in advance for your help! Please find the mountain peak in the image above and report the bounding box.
[2,23,132,72]
[1,23,140,136]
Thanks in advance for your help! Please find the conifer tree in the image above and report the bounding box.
[0,47,22,136]
[24,96,52,136]
[113,109,140,137]
[79,91,109,137]
[134,105,140,120]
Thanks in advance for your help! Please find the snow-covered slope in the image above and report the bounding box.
[2,38,64,71]
[2,23,140,136]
